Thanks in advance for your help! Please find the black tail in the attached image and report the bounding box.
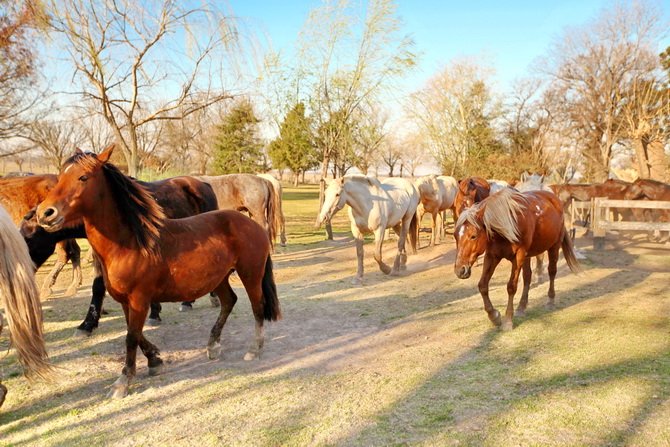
[262,255,281,321]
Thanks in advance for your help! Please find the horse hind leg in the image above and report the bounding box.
[391,223,407,272]
[238,271,270,361]
[63,240,82,296]
[207,273,238,360]
[41,242,69,298]
[139,333,163,376]
[514,258,532,318]
[546,243,560,310]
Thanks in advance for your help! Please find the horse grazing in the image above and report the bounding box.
[0,174,82,297]
[414,174,458,247]
[37,148,280,398]
[257,173,287,247]
[453,177,491,220]
[453,188,582,330]
[0,205,53,409]
[316,175,419,285]
[196,174,279,248]
[21,175,219,336]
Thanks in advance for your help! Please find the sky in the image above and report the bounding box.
[230,0,670,95]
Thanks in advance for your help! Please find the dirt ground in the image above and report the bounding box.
[1,227,669,446]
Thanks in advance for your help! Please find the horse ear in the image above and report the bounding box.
[98,144,115,163]
[521,172,528,182]
[540,174,545,183]
[339,177,345,185]
[75,148,84,155]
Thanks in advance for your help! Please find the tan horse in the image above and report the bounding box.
[0,204,53,408]
[415,174,458,247]
[257,173,287,247]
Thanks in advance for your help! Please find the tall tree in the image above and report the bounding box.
[26,118,86,170]
[44,0,252,176]
[538,1,666,181]
[268,102,317,186]
[212,99,263,174]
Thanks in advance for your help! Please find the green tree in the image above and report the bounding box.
[212,100,263,174]
[268,102,317,186]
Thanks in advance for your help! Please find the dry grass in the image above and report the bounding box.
[0,184,668,446]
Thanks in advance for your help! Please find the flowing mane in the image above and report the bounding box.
[345,174,383,189]
[457,187,527,243]
[64,152,165,259]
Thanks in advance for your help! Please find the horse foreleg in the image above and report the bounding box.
[533,252,545,284]
[238,271,267,361]
[0,382,6,409]
[139,332,163,376]
[147,302,163,326]
[373,226,392,275]
[207,274,237,360]
[391,223,408,274]
[430,212,437,246]
[63,240,82,296]
[547,243,560,310]
[478,255,503,327]
[514,258,532,318]
[503,254,524,331]
[108,304,147,399]
[74,275,106,337]
[352,227,365,285]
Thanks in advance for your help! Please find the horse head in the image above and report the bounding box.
[453,204,487,279]
[37,145,115,232]
[315,177,347,228]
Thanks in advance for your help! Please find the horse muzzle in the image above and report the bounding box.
[455,265,471,279]
[37,206,65,232]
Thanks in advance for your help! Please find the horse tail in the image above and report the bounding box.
[266,178,285,246]
[264,182,278,249]
[409,210,419,255]
[561,224,583,274]
[261,255,281,321]
[0,207,54,381]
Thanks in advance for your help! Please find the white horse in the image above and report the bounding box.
[515,172,554,283]
[415,174,459,247]
[316,175,420,285]
[487,179,510,194]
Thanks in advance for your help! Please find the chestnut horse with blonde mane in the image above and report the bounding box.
[0,204,53,409]
[37,148,281,399]
[453,188,581,330]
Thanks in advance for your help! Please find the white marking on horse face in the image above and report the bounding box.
[457,225,465,240]
[63,165,73,174]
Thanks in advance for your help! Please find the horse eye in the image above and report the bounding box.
[79,175,88,182]
[470,235,477,240]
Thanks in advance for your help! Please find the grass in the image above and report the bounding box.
[0,181,669,446]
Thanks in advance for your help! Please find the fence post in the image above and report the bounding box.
[593,197,606,250]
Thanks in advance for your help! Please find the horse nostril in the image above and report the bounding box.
[44,207,56,218]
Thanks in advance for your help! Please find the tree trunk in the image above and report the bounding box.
[636,136,668,181]
[318,155,333,240]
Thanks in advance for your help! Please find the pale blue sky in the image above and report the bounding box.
[231,0,670,94]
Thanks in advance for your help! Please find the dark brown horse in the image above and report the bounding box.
[20,175,219,336]
[36,148,280,398]
[453,177,491,220]
[453,188,582,330]
[0,174,82,297]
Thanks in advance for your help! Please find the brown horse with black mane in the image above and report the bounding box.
[453,177,491,220]
[453,188,582,330]
[36,147,281,398]
[0,174,82,297]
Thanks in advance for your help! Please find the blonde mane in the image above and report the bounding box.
[345,174,383,189]
[456,188,527,243]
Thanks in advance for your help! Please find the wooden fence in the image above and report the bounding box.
[590,198,670,249]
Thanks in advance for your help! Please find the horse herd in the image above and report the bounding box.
[0,145,667,406]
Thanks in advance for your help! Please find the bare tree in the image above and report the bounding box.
[398,130,430,177]
[44,0,255,176]
[25,118,87,170]
[537,1,667,181]
[352,103,388,174]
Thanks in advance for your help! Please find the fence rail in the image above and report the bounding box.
[591,198,670,248]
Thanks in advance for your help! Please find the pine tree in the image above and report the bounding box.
[212,100,263,174]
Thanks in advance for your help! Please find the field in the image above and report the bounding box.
[1,184,669,446]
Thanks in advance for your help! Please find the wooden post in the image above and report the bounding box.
[593,197,606,250]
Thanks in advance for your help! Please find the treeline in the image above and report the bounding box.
[0,0,668,185]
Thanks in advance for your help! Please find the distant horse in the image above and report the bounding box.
[316,175,419,285]
[197,174,279,248]
[515,172,555,283]
[3,171,34,178]
[453,188,582,330]
[453,177,491,220]
[257,173,287,247]
[0,205,53,409]
[21,175,219,336]
[625,178,670,240]
[487,179,510,194]
[37,147,280,398]
[414,174,458,247]
[0,174,81,297]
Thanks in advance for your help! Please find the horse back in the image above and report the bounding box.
[522,191,565,255]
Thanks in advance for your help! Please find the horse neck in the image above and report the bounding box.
[344,181,374,217]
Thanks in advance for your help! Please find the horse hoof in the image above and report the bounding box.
[107,385,129,399]
[389,270,400,277]
[546,302,556,311]
[501,321,514,331]
[40,288,52,299]
[351,277,363,286]
[64,286,78,297]
[207,343,222,360]
[73,328,93,338]
[209,295,221,308]
[513,310,526,318]
[179,304,193,312]
[146,318,161,327]
[244,351,259,361]
[149,363,164,377]
[0,384,7,409]
[489,309,502,327]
